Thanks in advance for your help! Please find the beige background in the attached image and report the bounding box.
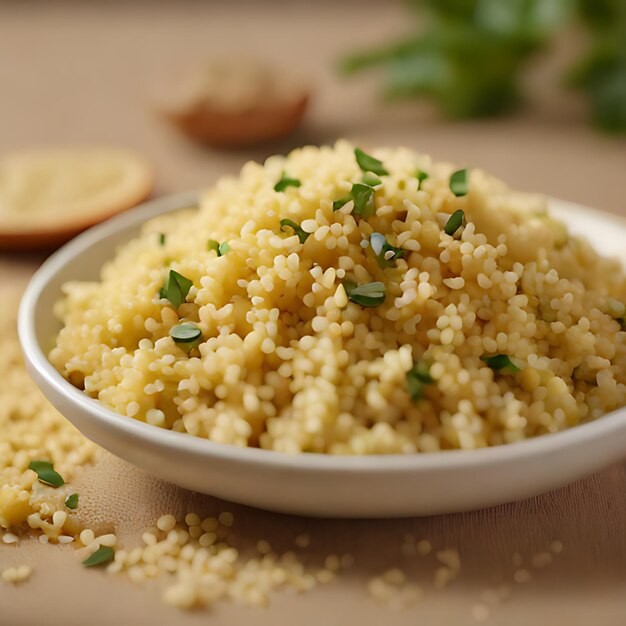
[1,2,625,625]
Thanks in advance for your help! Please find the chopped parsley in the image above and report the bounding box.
[444,210,465,236]
[449,168,469,197]
[274,172,301,192]
[207,239,231,257]
[82,546,114,568]
[65,493,79,510]
[416,169,429,186]
[350,183,376,217]
[370,232,405,268]
[280,219,309,244]
[28,460,65,488]
[343,280,386,307]
[406,361,433,402]
[159,270,193,308]
[169,323,202,344]
[354,148,389,176]
[480,354,521,373]
[333,165,386,217]
[333,197,351,212]
[158,233,166,246]
[361,172,382,187]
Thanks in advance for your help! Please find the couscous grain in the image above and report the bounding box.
[50,142,626,453]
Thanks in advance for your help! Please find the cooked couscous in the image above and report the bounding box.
[50,141,626,453]
[0,295,563,614]
[0,302,334,606]
[0,298,97,540]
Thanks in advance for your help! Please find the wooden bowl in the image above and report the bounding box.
[0,148,154,251]
[157,61,310,147]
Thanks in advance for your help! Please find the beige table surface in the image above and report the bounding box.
[0,2,625,625]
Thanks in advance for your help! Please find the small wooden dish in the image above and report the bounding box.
[157,61,310,147]
[0,148,154,250]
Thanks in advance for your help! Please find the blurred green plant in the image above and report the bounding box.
[340,0,625,133]
[568,0,626,132]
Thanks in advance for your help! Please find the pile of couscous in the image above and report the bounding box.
[0,301,335,606]
[50,141,626,453]
[0,297,97,543]
[1,297,565,615]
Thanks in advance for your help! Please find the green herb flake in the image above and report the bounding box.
[274,172,302,192]
[65,493,79,510]
[351,183,376,217]
[333,197,352,212]
[354,148,389,176]
[169,323,202,344]
[207,240,231,257]
[158,233,166,246]
[344,280,386,307]
[333,175,381,217]
[160,270,193,309]
[416,170,429,186]
[361,172,382,187]
[406,361,433,402]
[82,546,114,568]
[480,354,522,374]
[444,209,465,236]
[449,168,469,197]
[370,232,405,269]
[280,219,309,244]
[28,460,65,488]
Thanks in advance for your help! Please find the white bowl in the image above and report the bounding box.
[18,192,626,518]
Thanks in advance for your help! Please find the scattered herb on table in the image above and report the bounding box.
[449,169,469,197]
[480,354,522,374]
[208,239,231,256]
[343,280,386,307]
[65,493,79,510]
[370,232,405,268]
[274,172,302,192]
[280,219,309,243]
[82,546,115,568]
[159,270,193,308]
[354,147,389,176]
[28,460,65,487]
[444,209,465,236]
[406,360,433,402]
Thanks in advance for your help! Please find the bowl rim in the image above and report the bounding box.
[17,191,626,473]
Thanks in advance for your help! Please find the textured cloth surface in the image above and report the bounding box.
[1,2,625,624]
[1,442,625,626]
